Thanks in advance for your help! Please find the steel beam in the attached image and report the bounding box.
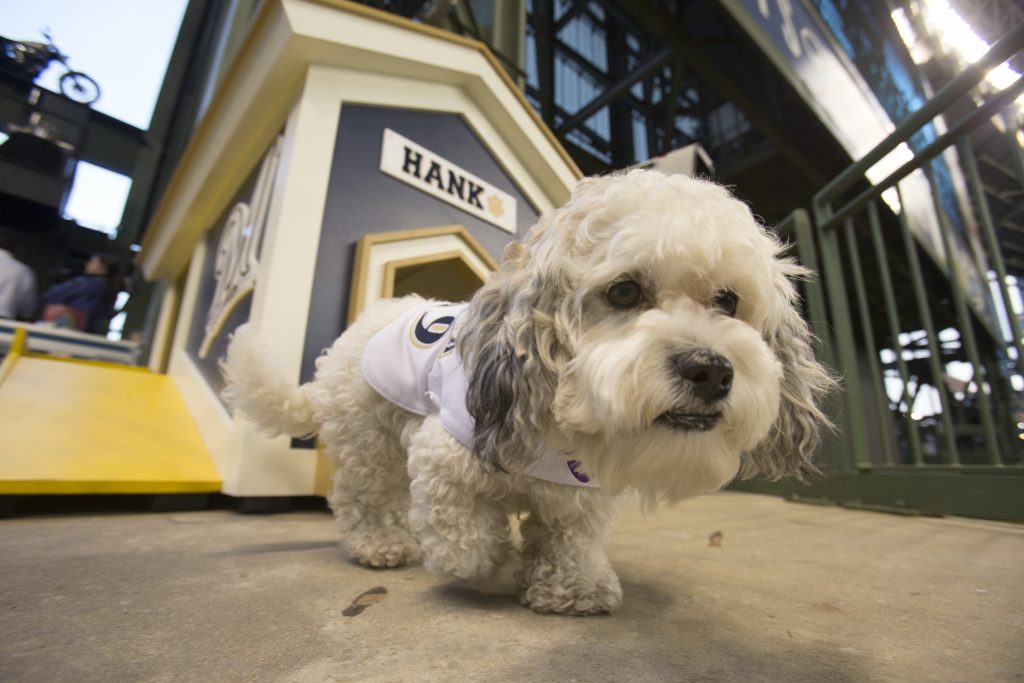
[555,47,673,136]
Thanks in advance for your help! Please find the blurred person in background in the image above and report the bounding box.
[41,253,123,334]
[0,227,38,322]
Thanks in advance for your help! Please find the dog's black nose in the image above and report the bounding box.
[672,350,733,403]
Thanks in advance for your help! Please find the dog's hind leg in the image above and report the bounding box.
[319,402,422,569]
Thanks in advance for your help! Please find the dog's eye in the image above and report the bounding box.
[713,290,739,316]
[607,280,644,309]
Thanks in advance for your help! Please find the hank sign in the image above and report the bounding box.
[379,128,517,234]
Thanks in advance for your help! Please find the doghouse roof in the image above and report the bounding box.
[138,0,580,280]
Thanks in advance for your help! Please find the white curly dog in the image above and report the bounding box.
[221,170,833,615]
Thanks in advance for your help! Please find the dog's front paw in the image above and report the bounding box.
[344,528,422,569]
[408,496,511,581]
[519,565,623,616]
[417,528,509,581]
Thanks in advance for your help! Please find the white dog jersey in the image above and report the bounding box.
[361,302,597,488]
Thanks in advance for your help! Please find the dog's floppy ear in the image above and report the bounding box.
[742,260,836,480]
[459,228,564,474]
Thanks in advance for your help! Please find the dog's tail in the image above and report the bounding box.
[220,324,318,438]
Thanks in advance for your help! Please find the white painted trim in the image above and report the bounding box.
[216,69,334,496]
[227,432,321,497]
[168,348,234,478]
[248,71,336,382]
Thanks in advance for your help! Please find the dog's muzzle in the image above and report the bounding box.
[655,349,733,432]
[671,349,733,403]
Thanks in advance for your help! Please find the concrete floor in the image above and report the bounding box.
[1,492,1021,683]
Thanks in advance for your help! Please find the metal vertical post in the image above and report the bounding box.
[924,166,1003,465]
[843,217,896,465]
[1002,110,1024,189]
[866,202,925,466]
[896,184,961,465]
[534,0,555,126]
[790,210,835,368]
[788,210,840,470]
[662,58,683,155]
[957,141,1024,365]
[813,203,873,471]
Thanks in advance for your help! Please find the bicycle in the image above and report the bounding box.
[0,28,101,105]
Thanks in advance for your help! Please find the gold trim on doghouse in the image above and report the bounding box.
[348,225,499,326]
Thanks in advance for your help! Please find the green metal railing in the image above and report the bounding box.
[737,24,1024,521]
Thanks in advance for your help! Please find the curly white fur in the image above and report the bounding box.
[221,170,833,615]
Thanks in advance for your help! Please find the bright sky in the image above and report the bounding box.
[1,0,188,234]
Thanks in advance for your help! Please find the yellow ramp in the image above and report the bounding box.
[0,352,221,495]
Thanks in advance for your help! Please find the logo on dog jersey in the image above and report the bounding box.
[410,311,456,348]
[567,460,591,484]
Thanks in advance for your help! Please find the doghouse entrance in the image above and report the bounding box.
[348,225,498,324]
[384,252,484,302]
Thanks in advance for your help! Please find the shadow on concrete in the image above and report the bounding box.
[493,572,868,682]
[424,571,683,623]
[618,579,679,617]
[434,582,522,611]
[226,540,341,555]
[490,627,867,682]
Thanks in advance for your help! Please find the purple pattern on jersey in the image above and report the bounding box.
[567,460,591,483]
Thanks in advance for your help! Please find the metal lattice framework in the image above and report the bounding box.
[362,1,823,173]
[525,0,713,169]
